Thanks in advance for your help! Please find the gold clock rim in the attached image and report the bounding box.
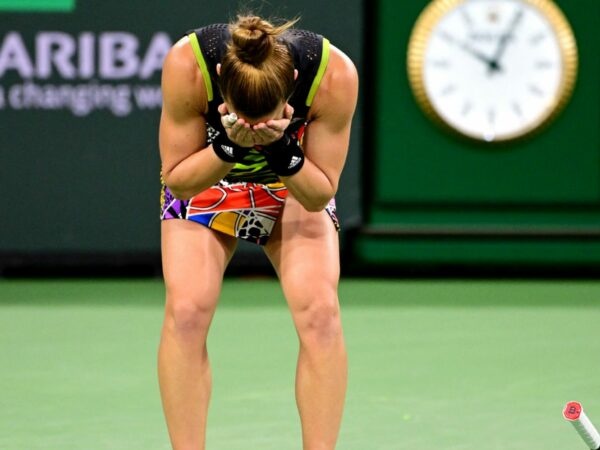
[406,0,579,143]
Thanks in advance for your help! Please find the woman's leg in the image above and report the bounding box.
[158,220,237,450]
[264,196,347,450]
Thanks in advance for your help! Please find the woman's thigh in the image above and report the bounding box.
[161,219,238,308]
[263,195,340,310]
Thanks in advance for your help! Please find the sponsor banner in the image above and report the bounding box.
[0,31,171,116]
[1,0,361,256]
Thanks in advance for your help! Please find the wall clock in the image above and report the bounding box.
[407,0,578,142]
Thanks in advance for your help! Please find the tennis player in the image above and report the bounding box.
[158,14,358,450]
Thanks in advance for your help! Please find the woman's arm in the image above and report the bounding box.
[159,37,233,200]
[281,45,359,212]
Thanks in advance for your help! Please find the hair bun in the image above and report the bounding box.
[219,14,298,118]
[230,16,275,66]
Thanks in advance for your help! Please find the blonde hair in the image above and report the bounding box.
[218,15,298,118]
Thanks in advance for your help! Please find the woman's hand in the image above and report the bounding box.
[218,103,255,148]
[218,103,294,147]
[252,104,294,146]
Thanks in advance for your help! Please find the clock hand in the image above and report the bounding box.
[440,31,499,72]
[458,40,500,72]
[489,8,524,74]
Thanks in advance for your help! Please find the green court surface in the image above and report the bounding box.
[1,278,599,449]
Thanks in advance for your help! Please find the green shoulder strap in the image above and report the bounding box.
[188,32,214,102]
[305,38,331,106]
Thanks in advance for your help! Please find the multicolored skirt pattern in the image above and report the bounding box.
[160,179,340,246]
[161,181,293,245]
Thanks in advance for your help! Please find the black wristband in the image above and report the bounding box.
[262,133,305,176]
[211,132,251,163]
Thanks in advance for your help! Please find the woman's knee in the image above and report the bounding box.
[293,294,344,347]
[163,289,219,337]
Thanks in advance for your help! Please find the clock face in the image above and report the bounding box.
[408,0,578,142]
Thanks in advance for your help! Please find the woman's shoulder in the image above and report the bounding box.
[163,36,199,82]
[319,45,358,102]
[306,44,358,123]
[161,36,208,114]
[328,45,358,82]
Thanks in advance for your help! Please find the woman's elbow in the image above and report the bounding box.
[302,202,326,213]
[301,191,336,213]
[162,173,193,200]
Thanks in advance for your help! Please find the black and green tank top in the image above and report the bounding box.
[187,24,330,184]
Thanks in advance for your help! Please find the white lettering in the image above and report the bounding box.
[78,32,95,78]
[133,85,162,108]
[8,82,135,116]
[1,30,172,117]
[0,32,34,78]
[100,32,139,79]
[139,32,170,79]
[9,83,23,108]
[0,31,172,80]
[36,32,76,79]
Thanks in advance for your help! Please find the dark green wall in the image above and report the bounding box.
[0,0,363,268]
[354,0,600,266]
[3,0,597,271]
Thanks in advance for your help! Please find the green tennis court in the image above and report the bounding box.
[1,278,599,449]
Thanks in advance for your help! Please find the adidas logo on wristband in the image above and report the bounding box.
[221,145,234,157]
[288,156,302,169]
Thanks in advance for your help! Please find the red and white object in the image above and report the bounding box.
[563,401,600,450]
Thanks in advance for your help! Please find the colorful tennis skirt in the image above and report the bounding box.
[160,180,339,246]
